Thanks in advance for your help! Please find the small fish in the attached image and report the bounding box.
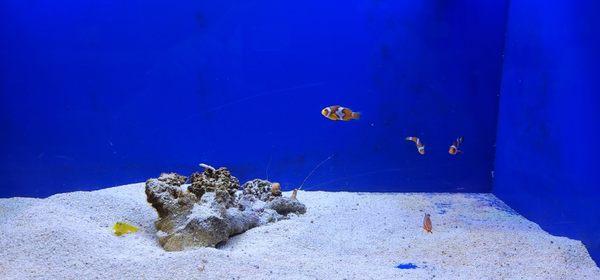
[406,137,426,155]
[270,182,281,196]
[321,105,361,121]
[113,222,138,236]
[423,213,432,233]
[448,137,464,155]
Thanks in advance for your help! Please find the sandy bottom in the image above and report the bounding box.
[0,183,598,280]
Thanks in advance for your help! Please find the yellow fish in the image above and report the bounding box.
[321,105,361,121]
[406,137,426,155]
[113,222,138,236]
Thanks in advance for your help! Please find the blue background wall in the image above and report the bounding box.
[0,0,508,198]
[494,0,599,264]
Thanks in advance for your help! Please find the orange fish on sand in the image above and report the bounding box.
[406,137,426,155]
[423,213,432,233]
[448,137,464,155]
[321,105,361,121]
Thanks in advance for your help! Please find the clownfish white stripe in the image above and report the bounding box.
[449,136,464,155]
[321,105,360,121]
[406,136,426,155]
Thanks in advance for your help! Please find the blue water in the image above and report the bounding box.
[0,0,597,266]
[493,0,600,265]
[0,1,506,198]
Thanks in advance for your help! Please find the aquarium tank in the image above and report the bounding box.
[0,0,598,279]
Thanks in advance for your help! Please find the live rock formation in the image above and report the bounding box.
[145,166,306,251]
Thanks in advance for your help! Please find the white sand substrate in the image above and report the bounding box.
[0,183,598,280]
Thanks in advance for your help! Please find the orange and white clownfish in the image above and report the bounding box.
[321,105,361,121]
[406,136,425,155]
[448,137,464,155]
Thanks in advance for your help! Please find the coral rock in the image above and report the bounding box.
[145,179,197,224]
[157,173,187,186]
[189,167,240,206]
[242,179,282,201]
[267,197,307,215]
[145,168,306,251]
